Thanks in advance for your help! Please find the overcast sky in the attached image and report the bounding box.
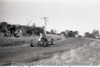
[0,0,100,35]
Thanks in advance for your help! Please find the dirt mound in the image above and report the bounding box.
[32,40,100,66]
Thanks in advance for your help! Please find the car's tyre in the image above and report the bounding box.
[30,43,34,47]
[30,39,34,47]
[41,39,47,47]
[43,41,48,47]
[50,38,54,45]
[37,41,43,47]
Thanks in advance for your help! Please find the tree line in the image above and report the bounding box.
[60,29,100,39]
[0,21,100,39]
[0,22,44,37]
[84,30,100,39]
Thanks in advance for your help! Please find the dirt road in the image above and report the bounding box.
[0,38,93,65]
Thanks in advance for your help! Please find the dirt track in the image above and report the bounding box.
[0,38,94,65]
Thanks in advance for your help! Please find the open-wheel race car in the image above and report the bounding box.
[30,36,54,47]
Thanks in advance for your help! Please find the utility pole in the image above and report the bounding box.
[26,18,31,26]
[41,17,49,35]
[27,20,31,26]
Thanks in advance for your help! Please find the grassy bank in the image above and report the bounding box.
[0,37,37,47]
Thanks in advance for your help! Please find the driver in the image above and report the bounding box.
[38,33,47,42]
[38,33,43,41]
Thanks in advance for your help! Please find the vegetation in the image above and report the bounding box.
[49,29,57,34]
[0,21,61,47]
[60,30,79,37]
[0,21,100,47]
[0,37,38,47]
[61,29,100,39]
[84,30,100,39]
[0,22,44,37]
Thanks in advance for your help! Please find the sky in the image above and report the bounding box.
[0,0,100,35]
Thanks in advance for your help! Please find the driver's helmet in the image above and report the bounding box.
[40,33,43,38]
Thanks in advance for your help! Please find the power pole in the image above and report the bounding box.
[41,17,49,35]
[27,20,31,26]
[26,18,31,26]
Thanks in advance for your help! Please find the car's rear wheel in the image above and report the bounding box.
[30,39,35,47]
[30,43,34,47]
[50,38,54,45]
[43,41,47,47]
[41,39,47,47]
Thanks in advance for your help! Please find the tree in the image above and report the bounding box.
[26,27,44,36]
[91,30,99,38]
[0,22,8,32]
[50,29,56,34]
[0,22,8,27]
[67,31,75,37]
[74,31,78,35]
[84,32,91,38]
[60,30,79,37]
[64,30,69,36]
[73,31,79,37]
[84,30,100,38]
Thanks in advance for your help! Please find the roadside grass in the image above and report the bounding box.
[0,33,4,37]
[0,34,62,47]
[0,37,37,47]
